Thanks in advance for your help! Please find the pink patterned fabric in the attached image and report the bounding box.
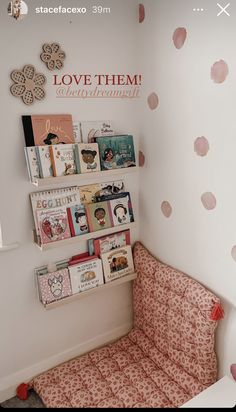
[29,242,221,408]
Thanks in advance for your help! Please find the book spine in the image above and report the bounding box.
[22,115,35,147]
[74,144,81,174]
[24,147,32,182]
[35,147,43,179]
[107,200,114,227]
[88,239,95,256]
[49,146,57,177]
[85,205,94,232]
[67,208,75,237]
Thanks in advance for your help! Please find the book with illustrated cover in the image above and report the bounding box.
[88,229,131,256]
[79,183,101,204]
[101,245,134,283]
[109,195,131,226]
[36,146,53,178]
[30,186,80,243]
[37,268,72,305]
[78,121,115,143]
[85,201,113,232]
[73,122,82,143]
[69,257,104,294]
[67,204,89,237]
[75,143,101,173]
[79,180,125,204]
[22,114,74,147]
[95,192,135,223]
[24,147,40,182]
[96,135,136,170]
[36,207,71,244]
[50,144,77,177]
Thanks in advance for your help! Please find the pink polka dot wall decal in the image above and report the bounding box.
[139,150,145,167]
[211,60,229,83]
[172,27,187,49]
[147,92,159,110]
[139,4,145,23]
[230,364,236,380]
[161,201,172,218]
[231,246,236,262]
[194,137,210,157]
[201,192,217,210]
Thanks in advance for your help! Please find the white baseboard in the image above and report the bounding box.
[0,322,132,403]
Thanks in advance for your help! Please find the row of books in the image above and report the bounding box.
[22,115,136,182]
[36,230,134,306]
[25,135,136,181]
[30,182,134,245]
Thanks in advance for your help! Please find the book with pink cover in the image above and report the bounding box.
[37,268,72,305]
[36,207,71,244]
[22,114,74,147]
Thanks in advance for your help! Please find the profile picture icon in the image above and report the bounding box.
[8,1,28,21]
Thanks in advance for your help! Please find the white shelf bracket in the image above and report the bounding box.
[0,221,20,252]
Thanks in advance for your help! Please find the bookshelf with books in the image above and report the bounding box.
[23,115,138,188]
[35,231,137,309]
[29,159,137,251]
[22,114,138,309]
[38,273,137,310]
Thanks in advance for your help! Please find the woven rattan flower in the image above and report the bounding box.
[10,65,46,105]
[40,43,66,70]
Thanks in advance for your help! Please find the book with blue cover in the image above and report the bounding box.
[67,205,89,237]
[96,135,136,171]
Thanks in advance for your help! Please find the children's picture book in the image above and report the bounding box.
[67,204,89,237]
[24,147,40,182]
[73,122,82,143]
[101,245,134,283]
[22,114,74,147]
[36,146,53,178]
[37,268,72,305]
[85,201,113,232]
[79,183,101,204]
[95,192,135,223]
[109,195,131,226]
[78,121,115,143]
[75,143,101,173]
[69,257,104,293]
[96,135,136,170]
[88,229,131,256]
[50,144,77,177]
[30,186,80,243]
[79,180,125,204]
[36,207,71,244]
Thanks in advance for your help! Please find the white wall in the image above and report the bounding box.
[0,0,140,401]
[138,0,236,378]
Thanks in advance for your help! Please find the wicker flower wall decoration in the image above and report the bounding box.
[40,43,66,70]
[10,65,46,105]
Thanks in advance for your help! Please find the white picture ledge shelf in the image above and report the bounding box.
[43,272,137,310]
[32,167,139,188]
[0,242,20,252]
[34,222,136,251]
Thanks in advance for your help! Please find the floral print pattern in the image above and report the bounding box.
[29,242,222,408]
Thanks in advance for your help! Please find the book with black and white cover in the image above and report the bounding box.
[78,121,115,143]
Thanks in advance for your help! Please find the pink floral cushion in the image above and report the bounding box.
[29,242,222,408]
